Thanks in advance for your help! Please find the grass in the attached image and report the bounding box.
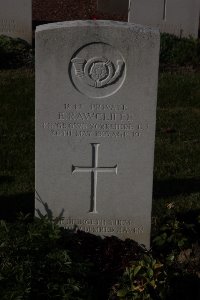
[0,69,35,218]
[0,68,200,222]
[153,72,200,220]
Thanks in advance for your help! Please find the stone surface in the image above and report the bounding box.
[129,0,200,38]
[0,0,32,44]
[35,20,160,247]
[97,0,130,15]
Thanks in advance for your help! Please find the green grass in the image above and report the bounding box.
[0,69,199,220]
[153,72,200,218]
[0,69,35,197]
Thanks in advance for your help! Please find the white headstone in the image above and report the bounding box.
[129,0,200,38]
[35,20,160,247]
[97,0,130,15]
[0,0,32,44]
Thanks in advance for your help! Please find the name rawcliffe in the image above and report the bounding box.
[58,112,133,122]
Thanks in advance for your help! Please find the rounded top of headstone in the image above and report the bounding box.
[36,20,159,36]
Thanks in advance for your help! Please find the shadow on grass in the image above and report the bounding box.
[0,193,34,221]
[168,275,200,300]
[0,175,15,185]
[153,177,200,199]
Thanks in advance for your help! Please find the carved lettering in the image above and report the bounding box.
[43,103,150,140]
[58,112,134,122]
[60,218,144,235]
[0,19,25,33]
[90,104,128,111]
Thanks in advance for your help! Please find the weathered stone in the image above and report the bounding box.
[0,0,32,44]
[35,20,160,247]
[129,0,200,38]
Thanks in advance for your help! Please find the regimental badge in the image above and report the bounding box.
[70,43,126,98]
[71,57,124,88]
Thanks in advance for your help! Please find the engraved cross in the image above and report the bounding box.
[163,0,167,21]
[72,143,118,214]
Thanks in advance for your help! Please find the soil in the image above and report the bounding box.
[32,0,127,23]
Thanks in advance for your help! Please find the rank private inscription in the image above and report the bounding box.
[70,43,126,98]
